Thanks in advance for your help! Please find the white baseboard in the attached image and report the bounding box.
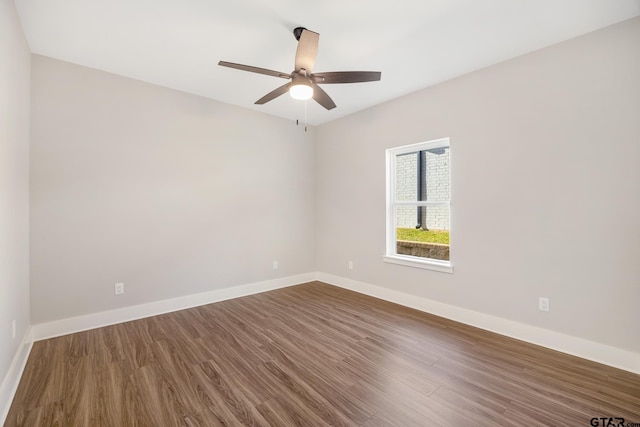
[317,272,640,375]
[26,270,640,375]
[32,273,315,341]
[1,327,33,425]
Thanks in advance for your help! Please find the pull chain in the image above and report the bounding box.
[294,100,308,132]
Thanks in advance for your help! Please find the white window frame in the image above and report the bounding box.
[384,137,453,273]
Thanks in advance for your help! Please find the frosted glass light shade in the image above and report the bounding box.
[289,84,313,100]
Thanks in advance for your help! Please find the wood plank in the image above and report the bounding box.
[5,281,640,426]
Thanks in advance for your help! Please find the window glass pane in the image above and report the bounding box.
[395,147,450,202]
[395,205,450,261]
[395,152,418,201]
[423,147,450,202]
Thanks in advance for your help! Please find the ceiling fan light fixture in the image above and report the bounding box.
[289,83,313,100]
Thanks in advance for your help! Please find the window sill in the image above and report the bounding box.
[383,255,453,274]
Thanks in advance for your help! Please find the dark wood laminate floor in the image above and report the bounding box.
[5,281,640,426]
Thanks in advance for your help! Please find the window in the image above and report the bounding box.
[384,138,452,273]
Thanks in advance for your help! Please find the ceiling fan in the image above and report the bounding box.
[218,27,381,110]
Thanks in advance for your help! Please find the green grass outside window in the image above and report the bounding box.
[396,228,450,245]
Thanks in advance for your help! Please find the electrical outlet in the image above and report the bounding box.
[115,282,124,295]
[538,297,550,312]
[12,320,16,339]
[273,261,279,270]
[348,261,354,270]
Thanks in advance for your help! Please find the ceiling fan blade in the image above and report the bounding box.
[294,29,319,74]
[312,71,381,84]
[311,83,336,110]
[255,82,292,105]
[218,61,290,79]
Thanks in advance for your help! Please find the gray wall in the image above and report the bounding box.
[30,55,316,323]
[16,13,640,361]
[316,17,640,353]
[0,0,30,391]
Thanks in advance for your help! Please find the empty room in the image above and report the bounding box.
[2,0,640,425]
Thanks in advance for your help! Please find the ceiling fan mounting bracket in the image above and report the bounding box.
[293,27,306,41]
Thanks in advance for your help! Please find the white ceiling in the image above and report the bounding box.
[15,0,640,125]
